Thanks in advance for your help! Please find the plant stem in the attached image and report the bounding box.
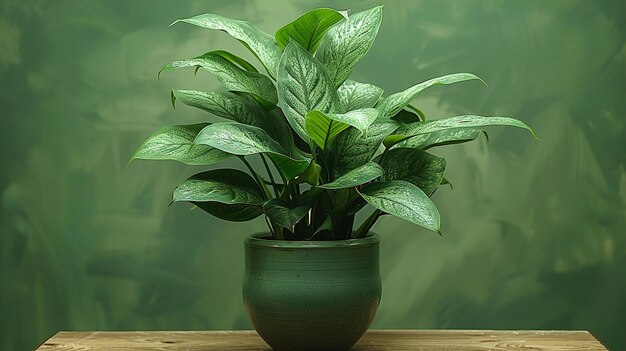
[353,209,383,239]
[240,156,272,200]
[260,154,279,197]
[378,147,390,165]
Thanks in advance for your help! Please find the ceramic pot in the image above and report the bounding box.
[243,233,382,351]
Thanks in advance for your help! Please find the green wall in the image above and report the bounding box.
[1,1,624,349]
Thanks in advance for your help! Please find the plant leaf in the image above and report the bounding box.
[337,80,384,111]
[332,118,400,178]
[160,51,277,107]
[391,106,425,124]
[194,122,310,180]
[331,108,380,133]
[206,50,259,72]
[394,128,484,149]
[195,202,262,222]
[305,111,349,149]
[319,162,383,189]
[317,6,383,87]
[378,148,446,194]
[307,215,333,240]
[263,199,310,229]
[130,123,231,166]
[195,122,287,156]
[384,115,536,148]
[277,41,339,142]
[305,108,379,149]
[358,180,440,233]
[377,73,485,117]
[275,8,347,53]
[171,13,282,78]
[171,90,267,128]
[293,160,322,186]
[173,169,265,205]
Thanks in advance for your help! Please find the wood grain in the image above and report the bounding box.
[36,330,608,351]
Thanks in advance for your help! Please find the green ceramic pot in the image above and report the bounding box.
[243,233,382,351]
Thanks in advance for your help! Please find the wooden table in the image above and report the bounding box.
[36,330,608,350]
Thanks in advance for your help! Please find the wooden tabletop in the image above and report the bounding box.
[36,330,608,350]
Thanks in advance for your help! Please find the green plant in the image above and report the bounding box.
[131,6,535,241]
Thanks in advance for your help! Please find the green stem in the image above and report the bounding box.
[240,156,272,200]
[378,147,390,165]
[260,154,279,197]
[354,209,383,239]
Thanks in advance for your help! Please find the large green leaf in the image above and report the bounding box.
[171,90,266,128]
[376,73,484,117]
[173,169,265,205]
[130,123,231,166]
[305,111,349,149]
[275,8,347,53]
[394,128,484,149]
[263,199,310,229]
[205,50,259,72]
[378,148,446,194]
[277,41,338,142]
[358,180,440,233]
[195,202,262,222]
[171,13,282,78]
[194,122,310,180]
[194,122,287,156]
[391,105,425,124]
[332,118,400,177]
[319,162,383,189]
[317,6,383,87]
[330,108,379,133]
[160,52,277,107]
[384,115,536,148]
[337,80,384,111]
[305,108,379,149]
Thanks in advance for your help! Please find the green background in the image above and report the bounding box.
[1,0,624,350]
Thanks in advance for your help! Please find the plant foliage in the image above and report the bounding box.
[132,6,535,240]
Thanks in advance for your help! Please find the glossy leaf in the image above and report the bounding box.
[317,6,383,87]
[305,111,349,149]
[307,215,333,240]
[391,106,425,124]
[358,180,440,233]
[319,162,383,189]
[171,90,266,128]
[195,122,287,156]
[332,118,400,177]
[131,123,231,166]
[337,80,384,111]
[194,122,310,180]
[160,52,277,107]
[378,148,446,194]
[275,8,347,52]
[377,73,485,117]
[293,160,322,186]
[394,128,484,149]
[263,199,310,229]
[277,41,338,142]
[305,108,378,149]
[384,115,536,148]
[173,169,265,205]
[330,108,380,133]
[195,202,263,222]
[171,13,282,77]
[206,50,259,72]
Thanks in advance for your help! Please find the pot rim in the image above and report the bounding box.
[245,232,379,249]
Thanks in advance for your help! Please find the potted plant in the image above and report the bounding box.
[130,5,535,351]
